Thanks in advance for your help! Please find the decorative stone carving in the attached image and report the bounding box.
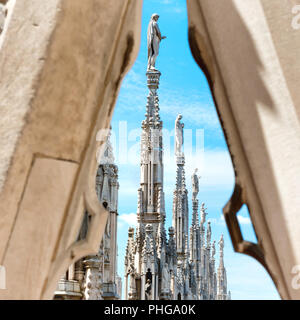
[54,128,121,300]
[128,263,137,300]
[161,263,170,292]
[82,257,102,300]
[145,279,152,300]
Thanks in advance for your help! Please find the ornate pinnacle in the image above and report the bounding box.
[219,234,224,267]
[206,221,211,248]
[99,127,115,165]
[192,198,199,227]
[184,234,189,260]
[145,71,162,129]
[128,227,135,238]
[137,188,143,216]
[157,187,165,215]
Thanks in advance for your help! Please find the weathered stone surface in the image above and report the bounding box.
[187,0,300,299]
[54,132,121,301]
[0,0,142,299]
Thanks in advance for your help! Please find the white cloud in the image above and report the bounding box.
[214,212,251,227]
[160,98,219,129]
[164,148,234,192]
[116,148,234,200]
[209,216,226,226]
[237,215,252,225]
[155,0,185,13]
[119,212,137,227]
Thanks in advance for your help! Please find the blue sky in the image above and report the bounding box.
[111,0,280,300]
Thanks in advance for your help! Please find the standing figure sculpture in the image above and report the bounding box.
[175,114,184,156]
[191,168,200,200]
[129,263,136,294]
[161,263,170,292]
[147,13,166,71]
[145,279,152,300]
[219,234,224,259]
[200,202,208,224]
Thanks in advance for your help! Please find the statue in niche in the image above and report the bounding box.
[147,13,166,71]
[104,215,111,238]
[175,114,184,156]
[129,263,136,293]
[145,279,152,300]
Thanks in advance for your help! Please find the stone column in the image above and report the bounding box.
[68,264,75,281]
[124,275,128,300]
[83,257,102,300]
[152,273,155,300]
[141,274,146,300]
[110,210,117,283]
[155,274,159,300]
[74,259,85,287]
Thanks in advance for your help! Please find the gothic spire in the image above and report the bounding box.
[98,127,115,165]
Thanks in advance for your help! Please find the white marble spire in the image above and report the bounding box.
[123,21,230,300]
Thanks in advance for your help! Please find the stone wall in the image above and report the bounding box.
[0,0,142,299]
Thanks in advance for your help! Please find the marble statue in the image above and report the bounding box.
[219,234,224,255]
[105,215,111,238]
[175,114,184,156]
[161,263,170,291]
[191,168,200,200]
[145,279,152,300]
[129,265,136,293]
[147,13,166,71]
[200,202,208,224]
[212,241,216,259]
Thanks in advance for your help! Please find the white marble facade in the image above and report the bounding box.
[124,69,230,300]
[54,133,121,300]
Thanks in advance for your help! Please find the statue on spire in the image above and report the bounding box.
[219,234,224,260]
[212,241,216,259]
[175,114,184,157]
[200,202,208,224]
[191,168,200,200]
[147,13,166,71]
